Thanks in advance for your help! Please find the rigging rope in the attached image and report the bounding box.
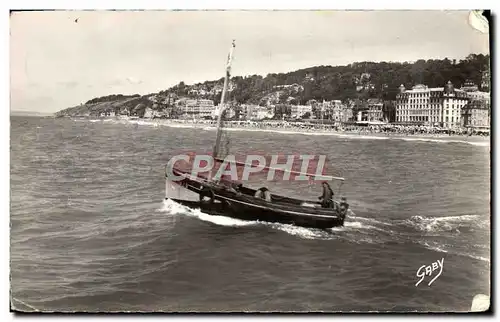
[338,180,344,196]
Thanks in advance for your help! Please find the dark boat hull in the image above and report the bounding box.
[167,198,343,229]
[165,168,346,229]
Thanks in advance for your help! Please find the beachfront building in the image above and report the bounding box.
[319,100,352,123]
[343,106,353,123]
[254,107,272,120]
[396,81,469,128]
[216,107,236,119]
[355,109,370,122]
[352,99,383,123]
[366,98,384,121]
[242,105,273,120]
[460,80,490,103]
[351,100,368,122]
[152,109,170,119]
[291,105,313,118]
[461,99,490,128]
[99,109,115,117]
[460,81,490,129]
[143,107,154,119]
[481,60,490,92]
[119,108,130,116]
[240,104,256,120]
[178,99,215,119]
[383,100,396,123]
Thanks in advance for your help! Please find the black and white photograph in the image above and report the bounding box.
[9,9,491,313]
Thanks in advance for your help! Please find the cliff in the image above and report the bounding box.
[55,95,155,118]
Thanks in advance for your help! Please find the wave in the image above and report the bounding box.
[400,137,489,147]
[462,254,490,263]
[160,199,329,238]
[159,200,392,243]
[270,223,332,240]
[403,214,484,233]
[419,240,490,263]
[160,199,256,227]
[163,199,340,241]
[11,297,40,312]
[349,214,395,227]
[126,120,161,127]
[420,241,449,253]
[343,221,377,230]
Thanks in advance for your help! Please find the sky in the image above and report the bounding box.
[10,10,489,113]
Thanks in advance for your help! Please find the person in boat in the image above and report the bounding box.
[229,182,243,195]
[318,181,334,208]
[199,185,215,204]
[339,197,349,219]
[254,187,272,202]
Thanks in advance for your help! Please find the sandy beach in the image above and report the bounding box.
[89,118,490,147]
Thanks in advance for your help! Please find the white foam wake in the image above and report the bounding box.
[404,214,484,233]
[11,297,39,311]
[160,199,257,227]
[344,221,377,230]
[271,223,333,239]
[159,199,396,242]
[464,254,490,263]
[421,241,449,253]
[419,241,490,263]
[159,199,339,240]
[349,214,395,227]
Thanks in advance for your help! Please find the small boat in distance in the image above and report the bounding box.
[164,40,350,229]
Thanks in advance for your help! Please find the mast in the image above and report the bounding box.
[213,40,236,158]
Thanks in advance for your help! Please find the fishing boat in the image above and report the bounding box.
[164,40,349,229]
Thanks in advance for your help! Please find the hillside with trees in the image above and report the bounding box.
[160,54,489,105]
[56,54,489,117]
[85,94,141,105]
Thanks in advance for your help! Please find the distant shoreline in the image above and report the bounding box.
[10,111,54,117]
[72,117,490,147]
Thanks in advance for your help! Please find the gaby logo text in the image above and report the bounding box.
[166,154,334,182]
[415,258,444,287]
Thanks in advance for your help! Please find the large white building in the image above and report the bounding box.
[396,81,469,128]
[366,98,384,122]
[461,99,490,128]
[291,105,312,118]
[460,81,490,128]
[240,105,273,120]
[460,80,490,103]
[178,99,215,118]
[319,100,352,122]
[143,107,154,118]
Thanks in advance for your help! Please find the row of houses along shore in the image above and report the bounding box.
[95,80,490,130]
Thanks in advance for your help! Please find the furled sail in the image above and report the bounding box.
[213,40,236,160]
